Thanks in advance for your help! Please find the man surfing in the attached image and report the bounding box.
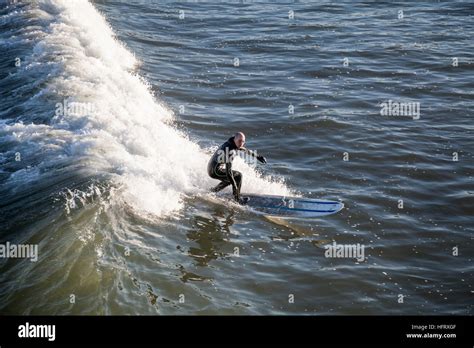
[207,132,266,203]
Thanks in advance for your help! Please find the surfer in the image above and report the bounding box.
[208,132,267,203]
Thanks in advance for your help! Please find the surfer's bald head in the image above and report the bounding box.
[234,132,246,148]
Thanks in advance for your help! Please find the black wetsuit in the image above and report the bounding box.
[207,136,243,198]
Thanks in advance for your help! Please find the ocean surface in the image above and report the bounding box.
[0,0,472,314]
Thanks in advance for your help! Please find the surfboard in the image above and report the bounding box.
[239,194,344,218]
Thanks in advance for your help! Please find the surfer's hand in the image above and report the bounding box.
[257,155,267,164]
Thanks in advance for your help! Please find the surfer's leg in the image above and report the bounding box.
[231,171,247,203]
[211,180,231,192]
[232,170,242,192]
[210,166,232,192]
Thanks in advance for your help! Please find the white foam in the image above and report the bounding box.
[4,0,292,217]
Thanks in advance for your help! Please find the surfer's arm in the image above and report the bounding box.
[240,147,267,164]
[240,147,256,157]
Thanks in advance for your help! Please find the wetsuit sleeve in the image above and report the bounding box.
[240,147,257,158]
